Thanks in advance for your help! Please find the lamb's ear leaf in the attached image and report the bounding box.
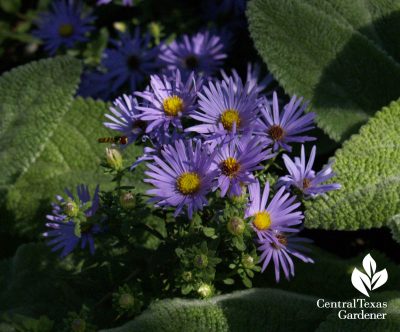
[99,288,400,332]
[304,99,400,233]
[0,243,82,317]
[4,97,145,237]
[0,56,81,191]
[99,288,327,332]
[389,214,400,244]
[247,0,400,142]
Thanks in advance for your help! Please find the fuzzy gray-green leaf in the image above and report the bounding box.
[100,288,326,332]
[247,0,400,141]
[0,56,82,191]
[304,99,400,230]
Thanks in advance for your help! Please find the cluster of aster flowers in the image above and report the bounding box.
[33,1,231,100]
[97,67,340,282]
[40,0,340,291]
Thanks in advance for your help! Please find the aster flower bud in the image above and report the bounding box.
[71,318,86,332]
[193,254,208,269]
[106,147,123,171]
[64,199,79,217]
[197,283,214,298]
[241,254,255,269]
[118,293,135,310]
[227,217,245,235]
[119,191,136,209]
[182,271,192,282]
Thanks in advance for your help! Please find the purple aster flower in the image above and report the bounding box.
[186,76,259,142]
[245,180,303,237]
[256,92,315,152]
[101,28,160,95]
[256,230,314,281]
[135,69,202,133]
[43,184,101,258]
[104,94,146,144]
[160,31,227,78]
[33,0,95,55]
[212,135,274,197]
[278,145,341,197]
[144,139,216,219]
[97,0,133,5]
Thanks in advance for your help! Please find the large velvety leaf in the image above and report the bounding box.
[4,97,144,236]
[100,288,326,332]
[0,243,81,318]
[304,99,400,230]
[101,288,400,332]
[0,56,82,192]
[247,0,400,141]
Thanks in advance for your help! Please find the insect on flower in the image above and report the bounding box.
[98,136,129,145]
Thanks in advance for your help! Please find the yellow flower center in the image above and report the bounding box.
[221,157,241,177]
[163,95,184,116]
[253,211,271,230]
[221,109,241,131]
[58,23,74,37]
[268,125,285,140]
[177,172,201,195]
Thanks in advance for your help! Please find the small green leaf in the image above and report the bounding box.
[232,237,246,251]
[223,278,235,285]
[305,99,400,231]
[203,227,216,238]
[181,284,193,295]
[242,276,252,288]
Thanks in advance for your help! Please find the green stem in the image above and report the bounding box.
[139,223,165,241]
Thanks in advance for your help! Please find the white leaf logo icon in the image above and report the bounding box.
[351,253,388,296]
[351,268,371,297]
[371,269,388,290]
[362,253,376,277]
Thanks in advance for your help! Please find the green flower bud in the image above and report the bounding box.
[241,254,255,269]
[231,188,247,204]
[119,191,136,209]
[197,283,214,298]
[227,217,245,235]
[71,318,86,332]
[118,293,135,310]
[106,147,123,171]
[64,199,79,217]
[193,254,208,269]
[182,271,192,282]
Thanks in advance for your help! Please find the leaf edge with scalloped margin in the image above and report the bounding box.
[304,99,400,231]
